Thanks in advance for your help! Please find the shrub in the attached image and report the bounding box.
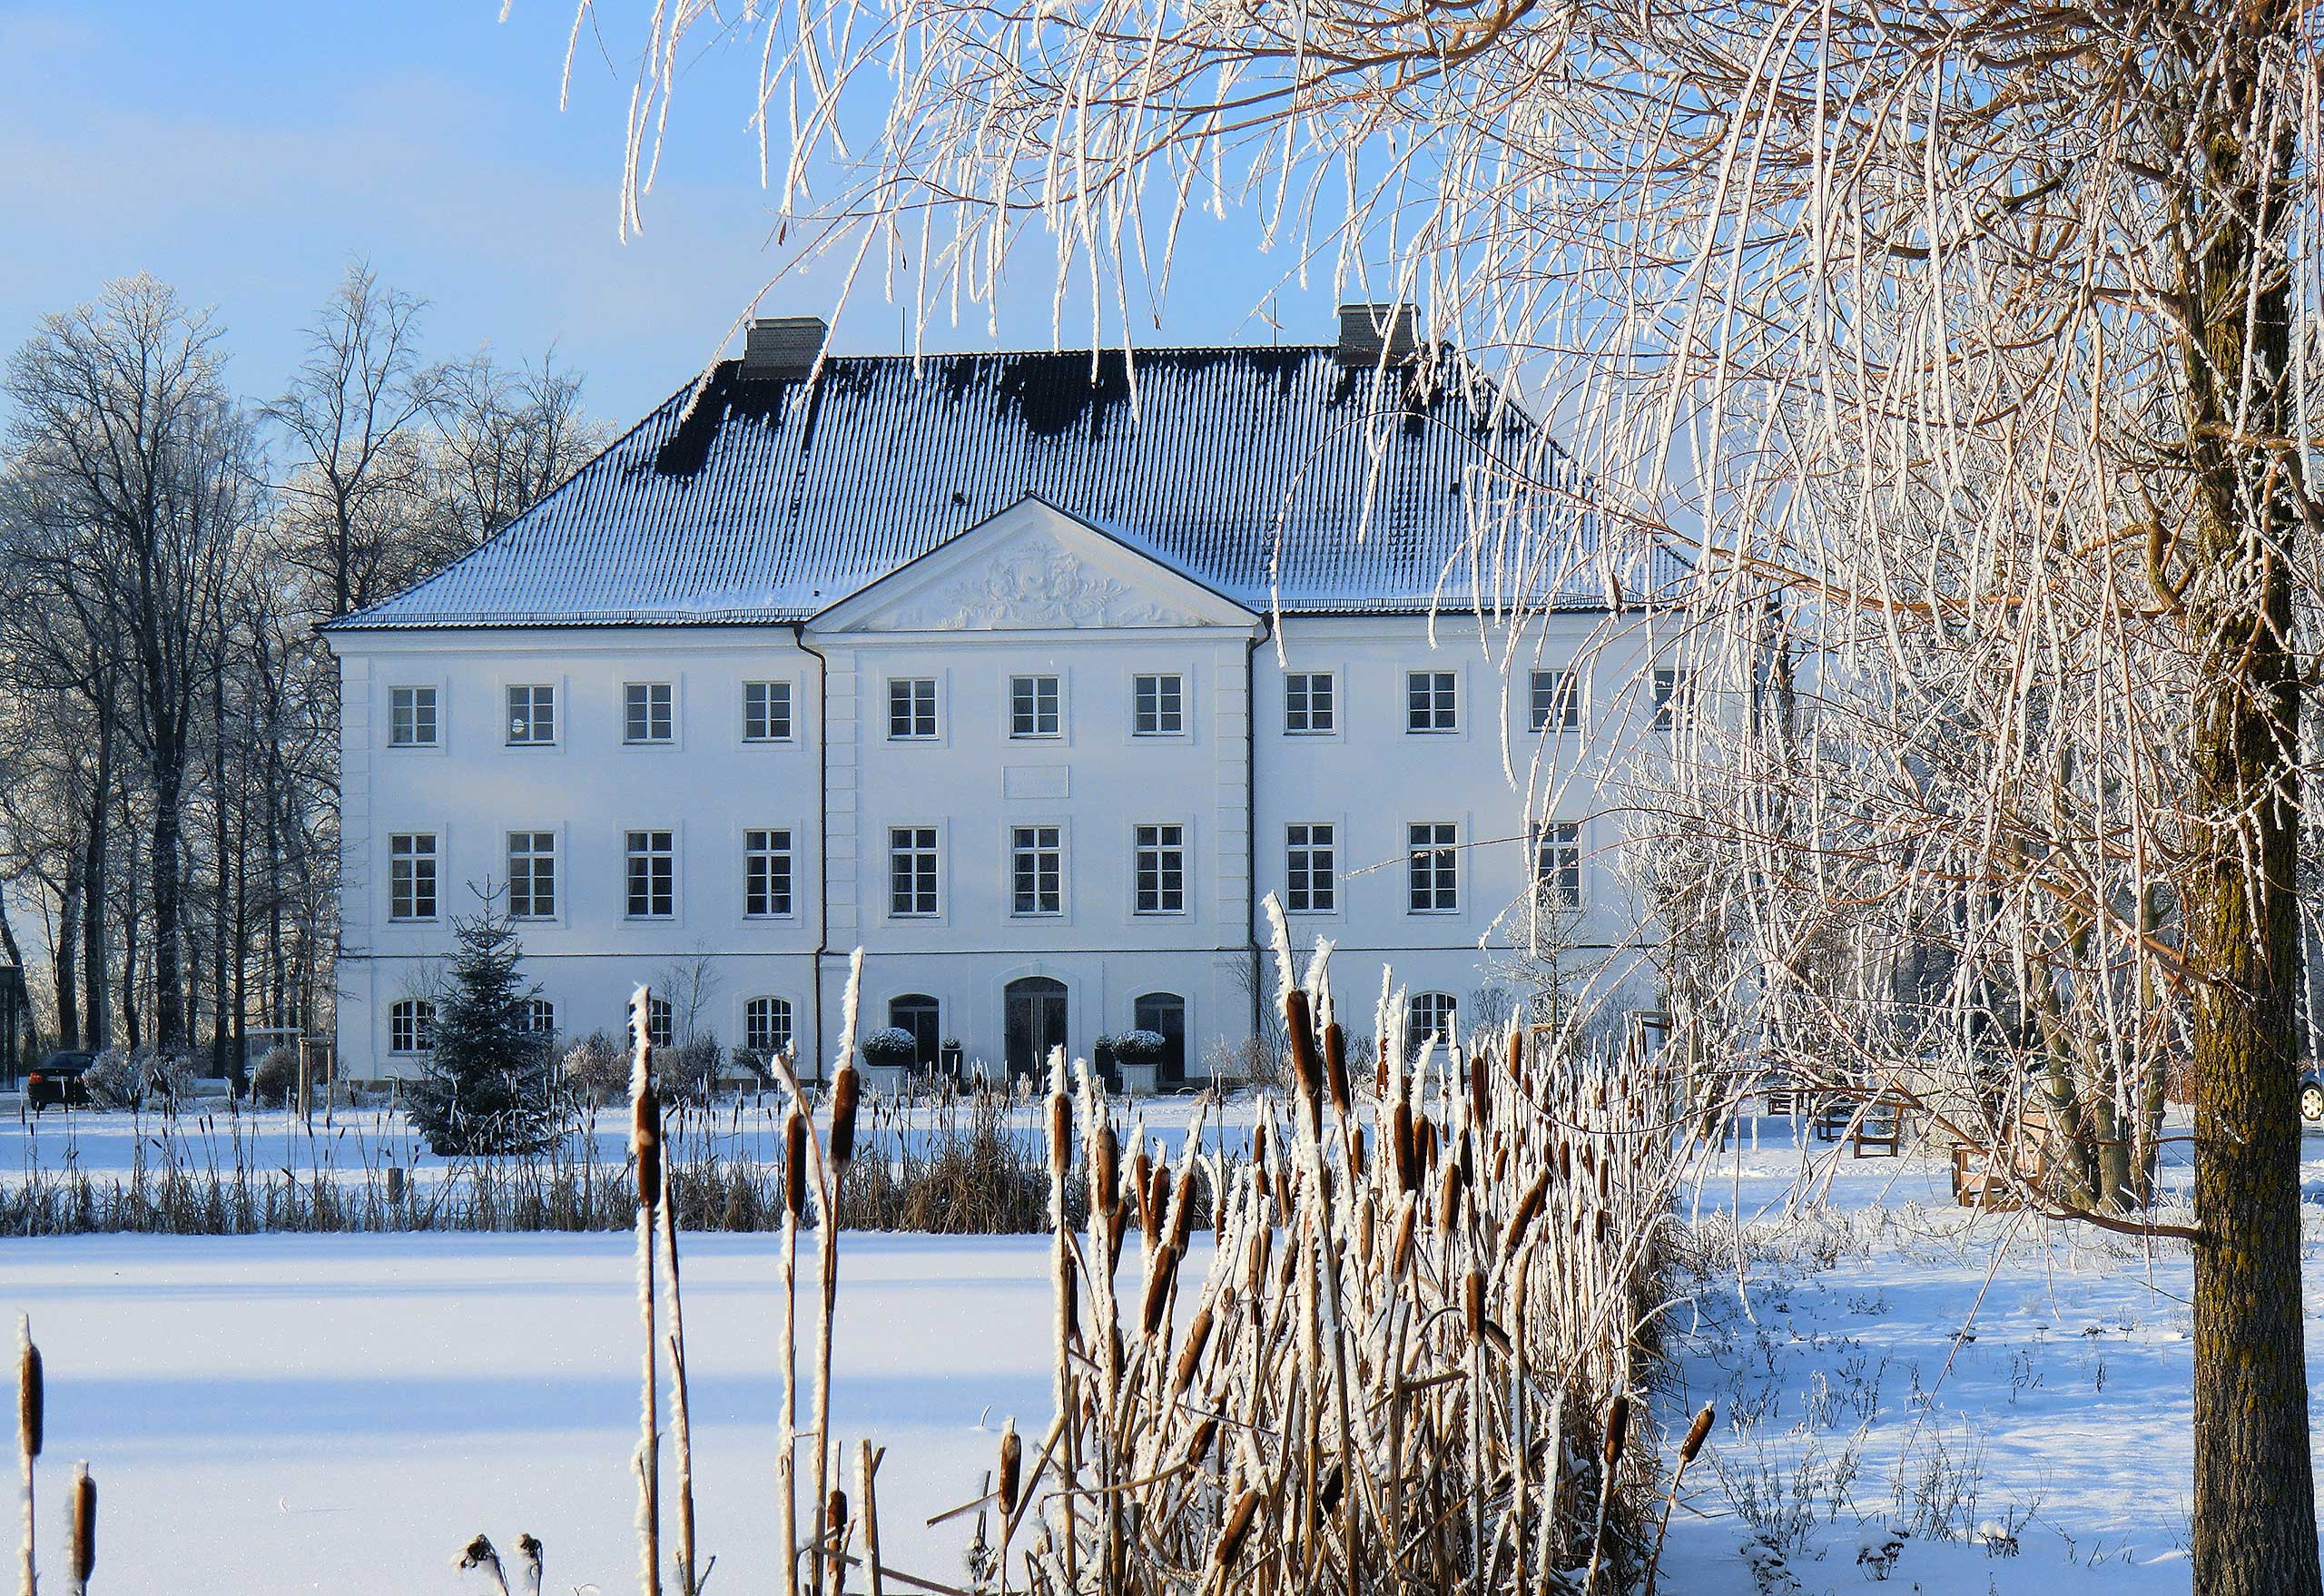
[862,1027,918,1067]
[659,1035,724,1103]
[251,1047,303,1108]
[82,1049,139,1108]
[562,1031,628,1107]
[1113,1029,1166,1064]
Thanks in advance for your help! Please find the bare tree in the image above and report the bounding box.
[5,276,262,1056]
[587,0,2324,1581]
[421,348,605,559]
[265,261,440,619]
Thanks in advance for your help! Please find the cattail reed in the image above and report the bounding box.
[517,1532,544,1596]
[64,1464,91,1596]
[457,1533,512,1596]
[626,988,664,1596]
[20,1316,41,1596]
[1641,1404,1716,1596]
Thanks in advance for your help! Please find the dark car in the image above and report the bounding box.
[2303,1066,2324,1126]
[25,1050,94,1109]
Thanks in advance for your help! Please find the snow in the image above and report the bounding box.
[3,1108,2319,1593]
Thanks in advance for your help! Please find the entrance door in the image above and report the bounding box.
[1004,978,1068,1081]
[1134,992,1187,1086]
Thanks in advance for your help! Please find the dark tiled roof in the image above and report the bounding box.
[328,345,1679,630]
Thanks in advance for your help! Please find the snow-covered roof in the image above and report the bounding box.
[326,344,1687,632]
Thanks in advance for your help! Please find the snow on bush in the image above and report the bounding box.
[861,1027,918,1065]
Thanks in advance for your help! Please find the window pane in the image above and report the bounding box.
[507,685,555,744]
[890,826,939,914]
[1407,823,1456,911]
[746,997,794,1056]
[745,828,793,917]
[1286,823,1335,912]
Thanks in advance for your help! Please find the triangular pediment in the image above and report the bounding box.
[809,497,1260,635]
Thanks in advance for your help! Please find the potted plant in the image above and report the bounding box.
[1113,1030,1166,1097]
[861,1027,918,1094]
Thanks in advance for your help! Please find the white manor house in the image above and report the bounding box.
[323,309,1690,1086]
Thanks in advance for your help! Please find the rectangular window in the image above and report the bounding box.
[889,826,940,916]
[507,831,556,919]
[506,685,555,745]
[1535,823,1582,910]
[389,686,438,748]
[389,833,438,921]
[743,681,793,743]
[624,682,674,744]
[1135,823,1187,914]
[1010,675,1061,739]
[1652,668,1693,733]
[1407,823,1458,913]
[625,830,675,918]
[1406,671,1457,734]
[1284,673,1335,734]
[1529,670,1581,734]
[1133,674,1185,736]
[744,828,794,917]
[1010,825,1063,915]
[527,998,557,1037]
[1285,823,1336,913]
[889,678,939,740]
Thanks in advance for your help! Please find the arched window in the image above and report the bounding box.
[1133,992,1187,1085]
[527,999,557,1038]
[745,997,795,1058]
[889,995,940,1068]
[1406,992,1458,1050]
[389,999,437,1055]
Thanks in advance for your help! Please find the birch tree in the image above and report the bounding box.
[586,0,2324,1584]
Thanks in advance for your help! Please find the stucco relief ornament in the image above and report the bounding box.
[893,545,1188,629]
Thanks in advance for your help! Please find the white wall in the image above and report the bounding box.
[333,606,1677,1083]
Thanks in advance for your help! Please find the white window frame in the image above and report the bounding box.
[1009,823,1067,917]
[505,683,556,747]
[1405,670,1458,734]
[1284,672,1336,735]
[1652,667,1694,734]
[744,995,796,1057]
[1133,822,1188,915]
[526,998,557,1038]
[888,676,941,741]
[1133,673,1187,738]
[389,832,438,922]
[625,828,677,920]
[1009,674,1065,741]
[743,827,795,919]
[387,685,440,750]
[743,679,795,744]
[888,824,942,919]
[1406,821,1460,913]
[1528,669,1582,734]
[507,830,557,921]
[1535,822,1583,911]
[623,681,676,745]
[1407,991,1458,1047]
[389,998,437,1055]
[1285,822,1337,914]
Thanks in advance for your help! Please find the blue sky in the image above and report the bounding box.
[0,2,1341,429]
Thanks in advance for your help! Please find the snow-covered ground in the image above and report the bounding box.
[5,1111,2321,1593]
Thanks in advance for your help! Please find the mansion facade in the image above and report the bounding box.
[324,310,1689,1085]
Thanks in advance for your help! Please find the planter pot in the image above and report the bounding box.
[860,1062,911,1097]
[1118,1061,1159,1098]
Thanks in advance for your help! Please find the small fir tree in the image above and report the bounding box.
[408,887,556,1156]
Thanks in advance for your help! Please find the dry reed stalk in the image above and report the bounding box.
[657,1140,699,1594]
[517,1532,543,1596]
[18,1317,39,1596]
[856,1442,885,1596]
[458,1533,512,1596]
[63,1465,89,1596]
[627,988,664,1596]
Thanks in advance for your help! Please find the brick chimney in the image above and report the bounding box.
[1335,302,1421,367]
[741,316,829,380]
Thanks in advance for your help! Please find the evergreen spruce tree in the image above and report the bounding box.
[408,886,555,1156]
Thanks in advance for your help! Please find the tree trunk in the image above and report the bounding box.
[2181,24,2322,1587]
[152,752,186,1053]
[53,865,81,1053]
[82,707,111,1050]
